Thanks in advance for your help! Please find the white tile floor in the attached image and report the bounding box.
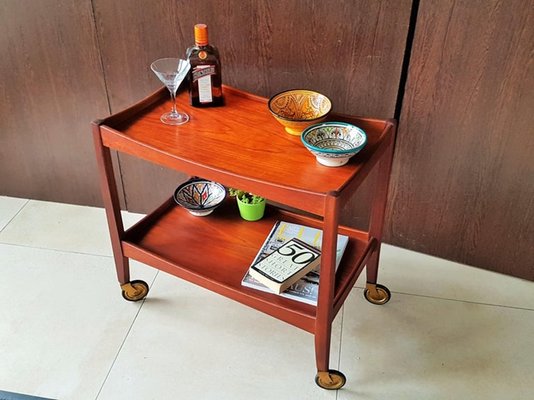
[0,196,533,400]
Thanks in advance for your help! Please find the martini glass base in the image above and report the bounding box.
[160,111,189,125]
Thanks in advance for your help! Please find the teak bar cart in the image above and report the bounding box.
[92,85,396,390]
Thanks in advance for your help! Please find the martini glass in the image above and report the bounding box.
[150,58,191,125]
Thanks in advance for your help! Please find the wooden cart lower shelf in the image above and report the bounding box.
[122,197,375,333]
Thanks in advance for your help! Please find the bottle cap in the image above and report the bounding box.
[194,24,209,46]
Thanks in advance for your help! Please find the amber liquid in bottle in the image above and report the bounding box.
[186,24,223,107]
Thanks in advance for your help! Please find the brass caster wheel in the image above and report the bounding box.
[315,370,346,390]
[121,280,149,302]
[364,283,391,305]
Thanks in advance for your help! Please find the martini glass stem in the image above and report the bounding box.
[170,89,177,115]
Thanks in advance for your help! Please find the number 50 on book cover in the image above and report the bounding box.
[249,238,321,294]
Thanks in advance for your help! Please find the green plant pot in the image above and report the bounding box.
[236,197,266,221]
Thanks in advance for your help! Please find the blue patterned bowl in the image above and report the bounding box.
[301,122,367,167]
[173,179,226,216]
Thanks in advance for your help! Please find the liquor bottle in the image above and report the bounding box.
[186,24,223,107]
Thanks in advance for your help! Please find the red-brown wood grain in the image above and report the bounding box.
[98,86,394,215]
[93,84,396,375]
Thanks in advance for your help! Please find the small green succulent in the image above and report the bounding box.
[228,188,264,204]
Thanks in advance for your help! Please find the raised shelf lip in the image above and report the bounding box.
[99,123,393,206]
[94,85,396,216]
[92,86,168,128]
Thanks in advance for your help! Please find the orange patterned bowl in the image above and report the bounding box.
[268,89,332,135]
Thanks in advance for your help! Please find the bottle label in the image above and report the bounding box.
[192,65,216,103]
[192,65,216,81]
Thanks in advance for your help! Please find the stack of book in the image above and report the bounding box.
[241,220,349,305]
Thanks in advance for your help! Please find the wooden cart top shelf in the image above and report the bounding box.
[96,85,395,214]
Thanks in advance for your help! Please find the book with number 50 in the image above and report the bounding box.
[249,238,321,294]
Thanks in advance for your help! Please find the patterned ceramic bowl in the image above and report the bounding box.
[301,122,367,167]
[173,179,226,216]
[268,89,332,135]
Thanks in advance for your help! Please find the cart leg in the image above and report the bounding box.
[365,245,380,285]
[314,195,346,390]
[314,324,331,373]
[364,241,390,305]
[314,327,347,390]
[93,123,148,299]
[365,129,396,301]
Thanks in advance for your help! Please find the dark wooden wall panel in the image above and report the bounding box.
[3,0,530,280]
[0,0,109,206]
[92,0,411,213]
[386,0,534,280]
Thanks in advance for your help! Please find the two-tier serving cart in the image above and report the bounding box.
[92,85,396,390]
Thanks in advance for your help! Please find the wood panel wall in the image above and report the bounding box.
[1,1,532,280]
[386,0,534,280]
[0,0,109,205]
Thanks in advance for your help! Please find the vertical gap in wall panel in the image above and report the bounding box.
[394,0,420,121]
[89,0,129,210]
[89,0,112,116]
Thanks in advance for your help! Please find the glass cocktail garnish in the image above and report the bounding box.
[150,58,191,125]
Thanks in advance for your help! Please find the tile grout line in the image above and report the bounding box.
[369,288,534,312]
[93,300,145,400]
[337,305,344,371]
[94,270,160,400]
[335,305,344,400]
[0,199,30,234]
[0,241,114,259]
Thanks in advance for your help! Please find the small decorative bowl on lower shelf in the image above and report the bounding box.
[301,122,367,167]
[173,179,226,216]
